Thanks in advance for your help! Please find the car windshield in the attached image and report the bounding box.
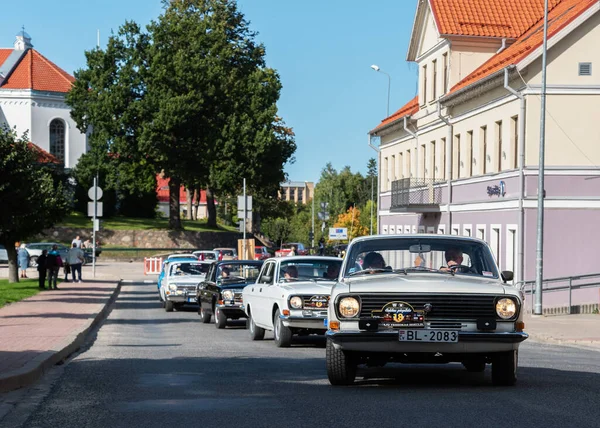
[279,259,343,282]
[217,263,261,284]
[218,250,235,256]
[343,237,499,279]
[169,262,210,276]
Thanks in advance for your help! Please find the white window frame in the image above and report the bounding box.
[382,225,389,234]
[463,224,472,237]
[412,225,417,234]
[451,225,460,235]
[490,224,502,268]
[397,225,403,234]
[476,224,486,242]
[418,225,425,233]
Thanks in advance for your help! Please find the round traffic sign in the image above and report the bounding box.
[88,186,103,200]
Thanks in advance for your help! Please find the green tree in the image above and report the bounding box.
[0,128,70,283]
[261,217,292,248]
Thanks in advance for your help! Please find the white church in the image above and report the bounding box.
[0,30,87,167]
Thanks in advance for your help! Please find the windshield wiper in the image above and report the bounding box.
[348,268,395,277]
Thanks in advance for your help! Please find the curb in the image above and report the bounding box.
[0,280,123,393]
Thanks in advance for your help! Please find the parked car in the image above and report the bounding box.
[325,234,528,386]
[193,250,219,261]
[0,245,8,264]
[25,243,69,267]
[213,248,238,261]
[254,246,271,260]
[242,256,343,347]
[159,260,212,312]
[167,253,198,260]
[197,260,264,328]
[274,242,309,257]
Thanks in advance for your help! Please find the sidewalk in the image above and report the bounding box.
[0,262,149,393]
[524,313,600,351]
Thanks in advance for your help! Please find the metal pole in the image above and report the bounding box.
[370,175,374,235]
[92,174,97,278]
[311,188,315,248]
[385,72,390,118]
[534,0,549,315]
[568,277,572,315]
[243,178,246,260]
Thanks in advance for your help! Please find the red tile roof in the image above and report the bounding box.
[1,49,74,93]
[372,96,419,132]
[448,0,596,94]
[27,143,61,164]
[0,49,12,68]
[430,0,562,38]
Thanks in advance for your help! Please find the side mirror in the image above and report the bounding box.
[501,270,514,282]
[262,275,272,284]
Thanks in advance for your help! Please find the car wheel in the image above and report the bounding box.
[165,300,174,312]
[492,350,518,386]
[326,338,356,386]
[273,309,292,348]
[200,305,211,323]
[247,309,265,340]
[463,360,486,373]
[215,307,227,329]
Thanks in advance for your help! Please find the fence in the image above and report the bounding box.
[144,257,163,275]
[390,178,445,210]
[516,273,600,314]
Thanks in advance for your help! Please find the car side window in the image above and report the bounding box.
[259,262,274,284]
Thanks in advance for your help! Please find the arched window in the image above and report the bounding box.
[49,119,65,162]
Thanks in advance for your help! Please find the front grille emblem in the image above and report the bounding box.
[423,303,433,313]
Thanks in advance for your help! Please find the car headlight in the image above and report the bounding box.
[168,284,178,291]
[289,296,303,309]
[222,290,234,301]
[496,298,517,319]
[338,297,360,318]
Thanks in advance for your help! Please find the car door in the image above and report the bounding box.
[198,264,216,312]
[251,261,276,327]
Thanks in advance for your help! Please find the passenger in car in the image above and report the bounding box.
[323,263,340,279]
[283,265,298,279]
[362,252,386,270]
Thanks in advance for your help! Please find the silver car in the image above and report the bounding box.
[326,234,527,387]
[0,245,8,264]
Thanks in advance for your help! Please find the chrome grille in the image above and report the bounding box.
[234,292,243,304]
[301,295,329,309]
[358,294,498,320]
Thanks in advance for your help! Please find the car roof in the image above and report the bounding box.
[349,234,488,245]
[267,256,341,262]
[213,260,262,266]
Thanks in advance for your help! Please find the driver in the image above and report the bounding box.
[221,266,231,278]
[324,263,340,279]
[362,252,386,270]
[284,265,298,279]
[440,247,465,272]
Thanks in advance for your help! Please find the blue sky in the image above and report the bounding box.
[1,0,419,183]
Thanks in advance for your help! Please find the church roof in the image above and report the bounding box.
[0,48,75,93]
[27,142,61,164]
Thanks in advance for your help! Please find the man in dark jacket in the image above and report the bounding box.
[45,245,62,290]
[37,250,48,289]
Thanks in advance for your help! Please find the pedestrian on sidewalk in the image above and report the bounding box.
[18,244,30,279]
[37,250,48,289]
[46,245,62,290]
[67,243,85,283]
[72,235,82,248]
[63,260,71,283]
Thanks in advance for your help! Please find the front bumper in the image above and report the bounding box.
[280,312,328,330]
[165,290,197,303]
[327,329,528,353]
[216,303,246,318]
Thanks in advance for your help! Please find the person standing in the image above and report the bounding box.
[318,238,325,256]
[46,245,62,290]
[18,244,30,279]
[72,235,83,248]
[37,250,48,289]
[287,246,296,257]
[67,243,85,283]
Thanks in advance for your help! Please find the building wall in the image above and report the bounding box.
[0,92,32,140]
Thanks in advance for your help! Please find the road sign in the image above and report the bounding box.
[317,212,330,221]
[329,227,348,240]
[88,186,103,201]
[88,202,103,217]
[93,219,100,232]
[237,195,252,211]
[320,202,329,210]
[237,210,252,220]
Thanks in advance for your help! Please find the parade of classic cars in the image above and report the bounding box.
[155,235,527,387]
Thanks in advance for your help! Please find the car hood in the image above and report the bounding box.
[342,273,510,295]
[278,280,336,295]
[168,276,205,285]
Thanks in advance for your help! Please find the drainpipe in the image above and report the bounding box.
[403,116,419,229]
[496,38,507,54]
[437,101,453,233]
[504,67,526,285]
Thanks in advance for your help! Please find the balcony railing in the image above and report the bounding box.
[390,178,445,211]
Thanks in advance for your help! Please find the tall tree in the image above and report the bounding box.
[0,128,70,283]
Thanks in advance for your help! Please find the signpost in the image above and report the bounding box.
[329,227,348,240]
[88,178,103,278]
[237,179,253,259]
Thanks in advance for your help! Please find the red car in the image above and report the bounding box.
[254,246,271,260]
[275,242,309,257]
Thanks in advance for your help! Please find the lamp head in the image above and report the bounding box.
[370,64,380,72]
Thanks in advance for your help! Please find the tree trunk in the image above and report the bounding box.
[186,188,193,220]
[193,187,200,221]
[169,177,182,230]
[4,243,19,283]
[206,186,217,228]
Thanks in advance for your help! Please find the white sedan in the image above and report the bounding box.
[242,256,343,347]
[160,260,212,312]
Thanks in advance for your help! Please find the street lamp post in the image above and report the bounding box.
[371,64,391,117]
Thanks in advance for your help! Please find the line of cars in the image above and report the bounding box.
[155,234,528,387]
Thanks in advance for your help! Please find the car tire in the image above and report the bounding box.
[463,360,486,373]
[215,307,227,329]
[491,350,518,386]
[326,338,357,386]
[247,309,265,340]
[165,301,174,312]
[273,309,292,348]
[200,305,211,323]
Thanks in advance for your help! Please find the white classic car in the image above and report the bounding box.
[242,256,343,347]
[160,260,212,312]
[326,234,528,386]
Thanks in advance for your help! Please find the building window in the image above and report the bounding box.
[480,125,488,174]
[289,188,295,202]
[280,188,286,200]
[298,188,303,203]
[383,156,389,191]
[440,137,446,179]
[495,120,503,172]
[432,59,437,100]
[422,65,427,105]
[453,133,461,179]
[443,53,448,93]
[466,130,473,177]
[511,115,519,169]
[431,140,436,180]
[420,144,426,179]
[391,154,396,181]
[49,119,65,163]
[406,149,412,177]
[398,152,404,178]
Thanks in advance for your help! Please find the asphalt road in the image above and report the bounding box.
[5,280,600,428]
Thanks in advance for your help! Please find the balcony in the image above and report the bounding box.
[390,178,445,212]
